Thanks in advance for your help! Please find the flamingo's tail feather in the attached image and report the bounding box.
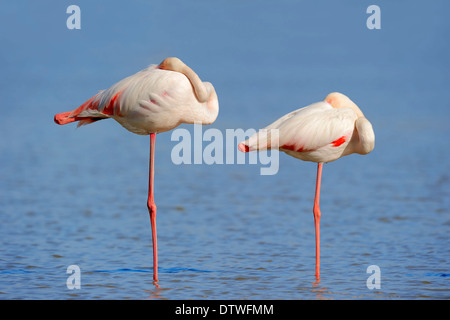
[54,92,110,127]
[238,143,250,153]
[54,111,76,125]
[54,111,106,127]
[238,129,280,153]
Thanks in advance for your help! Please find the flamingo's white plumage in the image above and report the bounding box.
[238,92,375,279]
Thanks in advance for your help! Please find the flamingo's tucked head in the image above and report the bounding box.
[325,92,364,118]
[326,92,374,155]
[158,57,183,71]
[158,57,210,103]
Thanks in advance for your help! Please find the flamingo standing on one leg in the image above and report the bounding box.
[238,92,375,280]
[54,57,219,282]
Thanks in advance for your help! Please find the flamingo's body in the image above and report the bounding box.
[54,60,218,134]
[238,92,375,279]
[54,57,219,282]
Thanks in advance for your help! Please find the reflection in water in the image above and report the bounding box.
[311,278,328,300]
[144,281,164,299]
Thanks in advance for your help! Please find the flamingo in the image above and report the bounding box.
[54,57,219,282]
[238,92,375,279]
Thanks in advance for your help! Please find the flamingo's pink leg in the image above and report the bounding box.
[147,133,158,281]
[313,163,323,280]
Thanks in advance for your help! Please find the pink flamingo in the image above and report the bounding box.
[238,92,375,279]
[54,57,219,282]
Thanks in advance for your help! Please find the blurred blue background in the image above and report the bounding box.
[0,0,449,299]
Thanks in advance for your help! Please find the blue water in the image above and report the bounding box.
[0,0,449,299]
